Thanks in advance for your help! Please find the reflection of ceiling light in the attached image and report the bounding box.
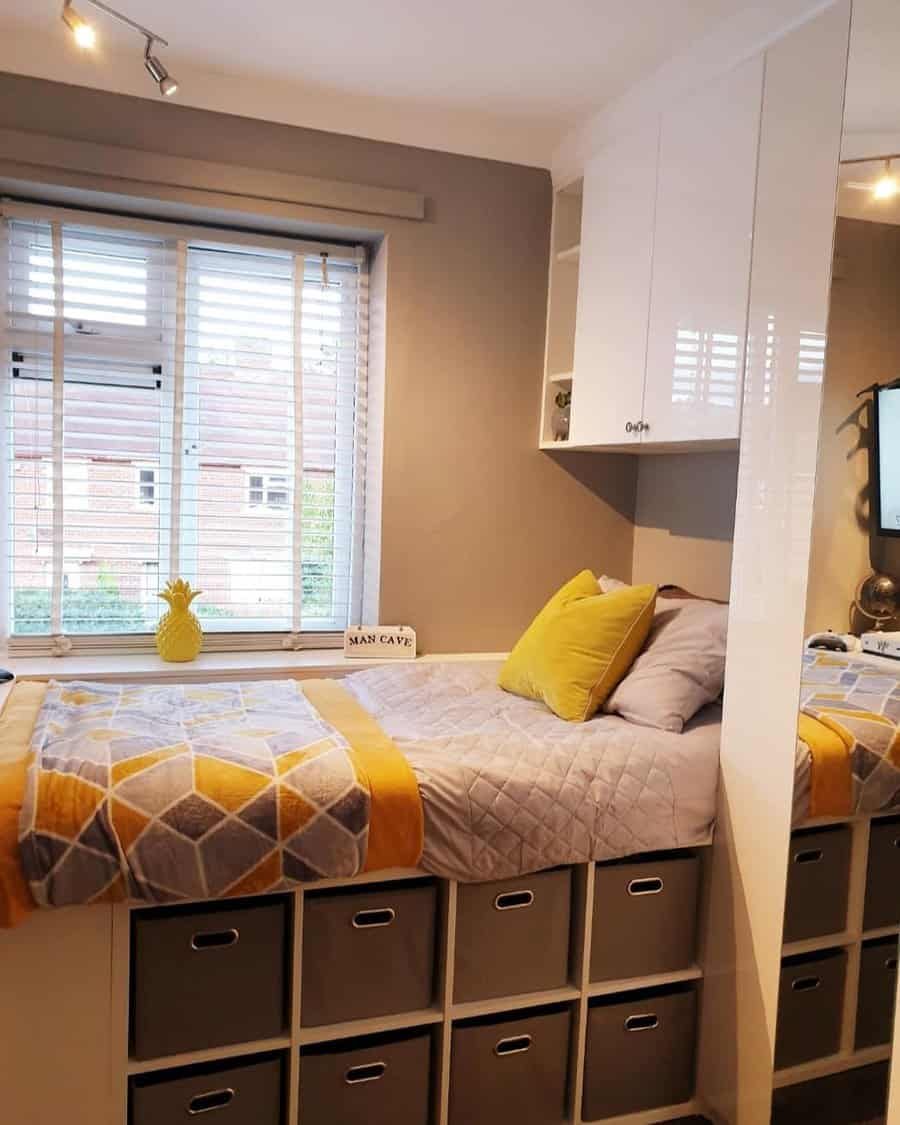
[60,0,178,97]
[874,159,899,200]
[61,2,96,48]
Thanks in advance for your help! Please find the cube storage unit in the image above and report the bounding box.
[855,938,898,1050]
[591,850,701,981]
[130,1053,285,1125]
[775,813,900,1092]
[300,1028,433,1125]
[115,849,710,1125]
[863,816,900,931]
[582,983,698,1120]
[453,868,572,1003]
[775,950,848,1070]
[301,879,439,1026]
[131,897,291,1060]
[448,1005,572,1125]
[783,825,851,943]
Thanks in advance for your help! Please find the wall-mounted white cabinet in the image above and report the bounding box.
[568,123,659,448]
[642,57,763,445]
[540,57,764,453]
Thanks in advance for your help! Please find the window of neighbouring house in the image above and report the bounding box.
[138,467,157,505]
[247,471,289,509]
[3,207,372,652]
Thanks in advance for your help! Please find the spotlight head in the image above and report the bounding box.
[61,1,96,48]
[874,160,899,201]
[144,39,178,97]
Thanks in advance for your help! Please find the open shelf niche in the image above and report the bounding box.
[539,177,582,448]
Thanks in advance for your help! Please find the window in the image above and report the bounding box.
[3,208,372,652]
[138,468,156,505]
[247,472,289,509]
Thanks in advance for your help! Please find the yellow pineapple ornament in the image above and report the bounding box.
[155,578,203,662]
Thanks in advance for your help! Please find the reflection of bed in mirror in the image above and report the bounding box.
[793,649,900,824]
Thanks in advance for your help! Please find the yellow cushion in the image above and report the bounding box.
[499,572,658,722]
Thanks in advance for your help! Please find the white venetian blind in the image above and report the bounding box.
[2,207,370,653]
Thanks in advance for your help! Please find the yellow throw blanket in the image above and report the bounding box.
[1,677,423,927]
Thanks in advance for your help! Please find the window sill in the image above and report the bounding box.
[0,647,507,688]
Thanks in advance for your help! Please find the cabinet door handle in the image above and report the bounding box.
[191,928,239,951]
[352,907,395,929]
[494,1034,532,1056]
[628,876,664,896]
[188,1089,235,1115]
[494,890,534,911]
[640,421,650,433]
[345,1062,387,1084]
[625,422,634,434]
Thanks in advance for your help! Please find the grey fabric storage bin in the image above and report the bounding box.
[449,1005,571,1125]
[582,983,697,1120]
[591,851,700,981]
[131,897,289,1061]
[855,937,898,1049]
[783,826,851,943]
[130,1053,284,1125]
[863,817,900,930]
[775,949,847,1070]
[454,868,572,1002]
[302,879,437,1027]
[300,1028,432,1125]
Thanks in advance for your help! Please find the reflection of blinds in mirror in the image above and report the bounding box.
[671,328,740,408]
[876,385,900,537]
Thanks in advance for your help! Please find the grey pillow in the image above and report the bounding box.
[602,594,728,732]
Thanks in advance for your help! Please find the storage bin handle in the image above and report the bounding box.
[187,1088,235,1114]
[352,907,396,929]
[494,890,534,911]
[190,928,239,951]
[794,849,823,864]
[627,877,663,896]
[893,836,900,849]
[886,957,898,971]
[791,976,821,992]
[345,1062,387,1084]
[494,1034,532,1056]
[624,1013,659,1032]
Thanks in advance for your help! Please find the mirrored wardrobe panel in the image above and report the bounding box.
[772,3,900,1119]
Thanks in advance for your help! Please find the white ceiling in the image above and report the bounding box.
[844,0,900,142]
[0,0,754,167]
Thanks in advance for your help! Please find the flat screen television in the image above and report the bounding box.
[873,383,900,537]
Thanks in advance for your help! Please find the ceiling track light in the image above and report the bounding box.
[61,2,96,49]
[60,0,179,97]
[841,152,900,203]
[873,158,899,201]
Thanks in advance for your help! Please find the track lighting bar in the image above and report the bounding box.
[60,0,178,97]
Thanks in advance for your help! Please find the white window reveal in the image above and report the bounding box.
[2,206,373,654]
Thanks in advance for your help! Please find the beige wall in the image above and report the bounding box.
[631,453,739,601]
[0,72,640,652]
[806,216,900,633]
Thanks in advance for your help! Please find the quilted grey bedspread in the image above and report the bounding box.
[345,661,721,882]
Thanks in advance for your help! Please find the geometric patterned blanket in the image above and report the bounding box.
[17,678,422,909]
[799,651,900,816]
